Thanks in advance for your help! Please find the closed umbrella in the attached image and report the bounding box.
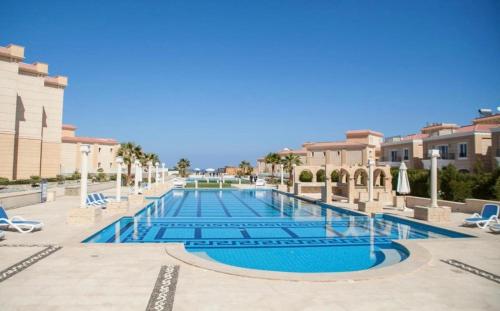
[397,162,411,211]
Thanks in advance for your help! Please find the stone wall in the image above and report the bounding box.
[405,195,500,214]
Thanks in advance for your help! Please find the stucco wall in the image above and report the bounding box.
[0,53,65,179]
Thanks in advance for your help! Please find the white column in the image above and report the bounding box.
[155,162,160,187]
[134,160,140,195]
[195,179,198,189]
[79,145,91,208]
[367,159,374,202]
[138,163,143,193]
[280,164,284,185]
[115,156,123,202]
[147,161,152,190]
[430,149,440,208]
[161,163,165,184]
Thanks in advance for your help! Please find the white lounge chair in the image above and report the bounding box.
[255,178,266,187]
[488,222,500,233]
[0,206,44,233]
[94,193,110,203]
[463,204,499,228]
[173,178,186,188]
[86,194,106,207]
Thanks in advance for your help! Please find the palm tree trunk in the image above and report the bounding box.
[127,163,132,185]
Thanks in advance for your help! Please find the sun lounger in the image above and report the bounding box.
[0,206,44,233]
[86,194,106,207]
[463,204,499,228]
[255,178,266,187]
[488,222,500,233]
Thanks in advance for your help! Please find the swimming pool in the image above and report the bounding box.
[84,189,471,273]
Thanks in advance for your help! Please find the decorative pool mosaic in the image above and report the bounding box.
[84,189,471,273]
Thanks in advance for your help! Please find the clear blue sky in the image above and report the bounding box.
[2,0,499,168]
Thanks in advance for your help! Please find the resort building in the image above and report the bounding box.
[421,122,497,172]
[302,130,383,167]
[490,127,500,169]
[382,113,500,172]
[0,44,68,180]
[379,133,428,169]
[60,124,120,175]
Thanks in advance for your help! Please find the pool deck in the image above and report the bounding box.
[0,188,499,310]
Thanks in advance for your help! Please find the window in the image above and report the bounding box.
[98,147,101,152]
[109,162,113,168]
[437,145,449,158]
[390,150,399,162]
[458,143,468,159]
[403,149,409,161]
[98,162,101,168]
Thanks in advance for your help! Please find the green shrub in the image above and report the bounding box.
[299,170,313,182]
[495,177,500,200]
[30,175,41,182]
[449,179,473,202]
[71,171,81,180]
[331,171,339,182]
[0,177,9,185]
[316,169,326,182]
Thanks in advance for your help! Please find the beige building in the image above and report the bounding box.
[0,44,68,180]
[302,130,383,167]
[380,133,428,169]
[490,127,500,169]
[60,124,119,175]
[421,123,497,172]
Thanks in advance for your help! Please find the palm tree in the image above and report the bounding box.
[281,154,302,191]
[177,158,191,177]
[238,160,253,176]
[264,152,281,177]
[117,142,143,185]
[142,152,160,167]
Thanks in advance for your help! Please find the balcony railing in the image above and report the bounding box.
[496,149,500,157]
[380,156,403,162]
[424,153,455,160]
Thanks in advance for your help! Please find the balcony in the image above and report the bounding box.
[422,153,455,169]
[378,156,406,167]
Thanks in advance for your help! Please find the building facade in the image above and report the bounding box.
[380,133,427,169]
[421,123,496,172]
[0,44,67,180]
[60,124,119,175]
[302,130,383,167]
[381,114,500,172]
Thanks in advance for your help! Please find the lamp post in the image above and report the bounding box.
[79,144,91,208]
[147,161,152,190]
[134,159,140,195]
[161,163,165,184]
[429,149,440,208]
[115,156,123,202]
[155,162,160,187]
[367,159,374,202]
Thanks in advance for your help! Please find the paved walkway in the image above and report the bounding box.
[0,190,499,310]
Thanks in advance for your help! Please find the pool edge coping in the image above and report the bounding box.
[164,240,432,282]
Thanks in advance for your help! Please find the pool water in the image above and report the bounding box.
[84,189,471,273]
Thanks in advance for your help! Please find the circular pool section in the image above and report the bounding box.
[190,243,409,273]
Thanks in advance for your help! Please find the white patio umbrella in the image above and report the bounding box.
[397,162,411,211]
[206,168,215,172]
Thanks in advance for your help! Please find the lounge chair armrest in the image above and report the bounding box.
[470,213,481,218]
[10,216,26,221]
